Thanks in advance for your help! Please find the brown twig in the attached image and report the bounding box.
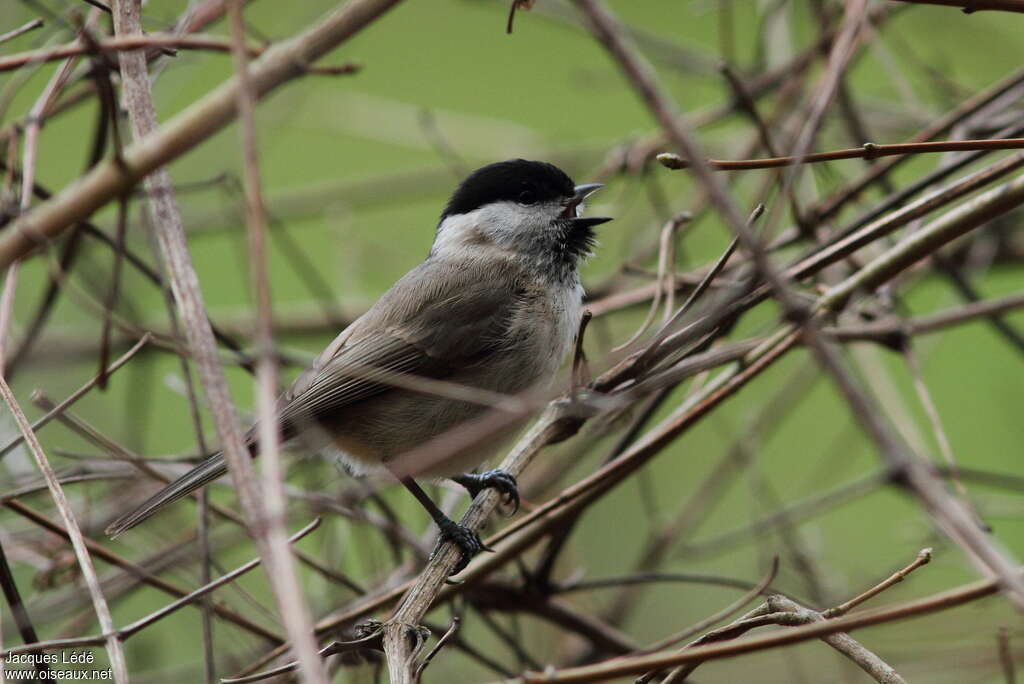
[998,627,1017,684]
[656,137,1024,171]
[0,378,127,681]
[2,499,282,644]
[0,19,44,46]
[0,34,264,74]
[825,548,933,618]
[888,0,1024,12]
[225,0,327,680]
[0,518,320,658]
[0,541,49,675]
[0,334,149,461]
[0,0,406,269]
[414,616,461,682]
[513,562,1002,683]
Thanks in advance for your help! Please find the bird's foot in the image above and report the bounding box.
[432,516,491,578]
[451,469,520,514]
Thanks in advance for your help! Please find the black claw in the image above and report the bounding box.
[433,517,487,576]
[452,469,520,515]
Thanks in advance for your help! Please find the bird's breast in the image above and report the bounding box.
[500,280,584,385]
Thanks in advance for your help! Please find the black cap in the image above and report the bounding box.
[441,159,575,220]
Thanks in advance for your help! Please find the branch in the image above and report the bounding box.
[2,499,282,643]
[656,137,1024,171]
[0,518,321,658]
[0,18,44,46]
[0,377,128,681]
[380,399,592,682]
[223,0,327,680]
[0,0,405,270]
[887,0,1024,11]
[822,170,1024,308]
[513,567,1002,682]
[0,34,262,73]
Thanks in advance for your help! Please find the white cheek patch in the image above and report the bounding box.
[433,200,563,257]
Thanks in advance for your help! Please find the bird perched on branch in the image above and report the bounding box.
[107,159,610,573]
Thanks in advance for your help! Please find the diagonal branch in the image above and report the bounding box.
[0,0,405,270]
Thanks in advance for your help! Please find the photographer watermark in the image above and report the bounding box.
[3,649,113,680]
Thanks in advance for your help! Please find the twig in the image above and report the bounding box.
[109,0,263,608]
[0,34,265,73]
[0,19,44,46]
[635,204,760,371]
[811,66,1024,224]
[0,0,406,269]
[0,377,127,681]
[612,213,690,351]
[221,629,385,684]
[2,499,282,644]
[511,560,1000,683]
[822,171,1024,308]
[887,0,1024,12]
[118,518,321,640]
[414,616,461,682]
[656,137,1024,171]
[0,334,150,461]
[380,400,591,682]
[225,0,327,680]
[0,518,320,658]
[826,291,1024,343]
[0,542,49,674]
[904,341,980,512]
[825,548,933,617]
[998,627,1016,684]
[640,557,779,655]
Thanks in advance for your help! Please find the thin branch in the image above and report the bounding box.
[825,548,933,618]
[511,567,1004,683]
[811,65,1024,224]
[0,518,320,658]
[0,334,150,462]
[0,541,49,675]
[998,627,1017,684]
[225,0,327,680]
[888,0,1024,12]
[414,616,461,683]
[0,34,264,74]
[822,171,1024,308]
[0,0,406,269]
[2,499,282,644]
[0,19,44,46]
[0,377,127,681]
[641,557,779,654]
[656,137,1024,171]
[825,291,1024,343]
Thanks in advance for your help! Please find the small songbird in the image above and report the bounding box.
[107,159,610,572]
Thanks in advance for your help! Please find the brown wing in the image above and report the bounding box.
[106,258,524,537]
[276,258,524,437]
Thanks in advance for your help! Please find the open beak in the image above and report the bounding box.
[574,183,604,202]
[563,183,612,227]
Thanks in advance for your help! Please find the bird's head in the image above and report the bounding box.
[432,159,611,281]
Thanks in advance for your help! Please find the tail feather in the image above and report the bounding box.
[105,453,228,537]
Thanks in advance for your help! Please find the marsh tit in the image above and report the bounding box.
[107,159,610,573]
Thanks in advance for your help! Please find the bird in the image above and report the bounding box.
[106,159,611,573]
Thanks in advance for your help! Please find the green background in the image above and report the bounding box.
[1,0,1023,681]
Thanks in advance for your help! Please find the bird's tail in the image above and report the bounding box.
[105,452,228,538]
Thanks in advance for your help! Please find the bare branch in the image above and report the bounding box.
[0,0,406,269]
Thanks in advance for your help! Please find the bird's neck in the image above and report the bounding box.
[431,214,587,286]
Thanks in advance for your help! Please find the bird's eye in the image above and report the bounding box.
[518,190,537,205]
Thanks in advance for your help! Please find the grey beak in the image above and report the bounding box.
[573,183,604,202]
[566,183,611,228]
